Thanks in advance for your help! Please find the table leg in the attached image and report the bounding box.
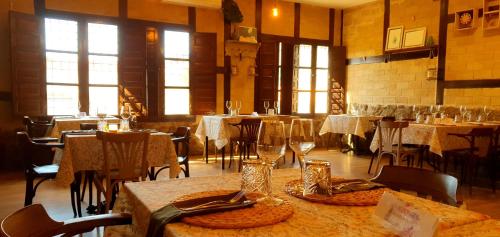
[205,136,209,164]
[221,147,226,170]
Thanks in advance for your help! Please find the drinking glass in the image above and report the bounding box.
[289,119,316,180]
[235,101,242,115]
[412,104,419,120]
[256,120,286,205]
[120,104,131,131]
[273,101,279,114]
[264,101,270,114]
[459,105,467,121]
[484,106,492,121]
[225,101,232,115]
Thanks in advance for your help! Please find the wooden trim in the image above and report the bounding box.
[256,0,262,39]
[294,3,300,39]
[444,80,500,89]
[346,47,438,65]
[382,0,390,53]
[436,0,449,104]
[119,0,127,19]
[260,34,330,45]
[216,67,225,74]
[188,7,196,33]
[0,91,12,101]
[223,22,231,114]
[329,9,335,45]
[78,20,90,113]
[340,10,344,46]
[34,0,46,17]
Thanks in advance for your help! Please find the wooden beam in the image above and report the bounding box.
[340,10,344,46]
[346,47,438,65]
[294,3,300,39]
[34,0,46,17]
[444,80,500,89]
[382,0,390,53]
[256,0,262,39]
[329,9,335,45]
[223,22,231,113]
[188,7,196,33]
[119,0,127,19]
[436,0,449,104]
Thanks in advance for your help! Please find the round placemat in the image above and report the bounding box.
[175,190,294,229]
[284,179,388,206]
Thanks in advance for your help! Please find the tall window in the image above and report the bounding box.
[164,30,190,115]
[88,23,119,115]
[294,44,329,114]
[45,18,79,115]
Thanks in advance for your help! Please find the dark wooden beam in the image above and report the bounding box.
[294,3,300,39]
[34,0,46,17]
[0,91,11,102]
[444,80,500,89]
[382,0,390,53]
[346,47,438,65]
[223,22,231,114]
[216,67,225,74]
[256,0,262,39]
[436,0,449,104]
[119,0,127,19]
[188,7,196,33]
[340,10,344,46]
[329,9,335,45]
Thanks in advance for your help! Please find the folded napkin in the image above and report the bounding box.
[331,179,386,194]
[146,191,255,237]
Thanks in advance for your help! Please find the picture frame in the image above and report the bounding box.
[385,26,404,51]
[402,27,427,49]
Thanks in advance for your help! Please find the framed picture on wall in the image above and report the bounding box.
[402,27,427,48]
[385,26,404,51]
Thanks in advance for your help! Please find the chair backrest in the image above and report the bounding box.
[96,131,150,181]
[377,121,409,153]
[23,116,53,138]
[173,127,191,157]
[80,123,98,130]
[371,166,458,206]
[16,132,54,169]
[239,119,261,142]
[1,204,131,237]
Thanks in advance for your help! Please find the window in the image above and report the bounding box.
[293,44,329,114]
[164,30,190,115]
[45,18,79,115]
[88,23,118,115]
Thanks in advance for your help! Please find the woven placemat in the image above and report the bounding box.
[174,190,294,229]
[284,179,388,206]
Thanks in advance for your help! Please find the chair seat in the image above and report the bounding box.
[33,164,59,176]
[32,137,59,143]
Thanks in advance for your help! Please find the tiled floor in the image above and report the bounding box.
[0,149,498,236]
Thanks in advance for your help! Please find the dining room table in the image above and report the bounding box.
[369,122,499,158]
[105,168,498,237]
[49,116,120,138]
[54,132,181,187]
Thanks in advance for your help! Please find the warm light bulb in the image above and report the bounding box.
[272,7,279,17]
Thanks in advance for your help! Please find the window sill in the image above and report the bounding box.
[138,115,197,123]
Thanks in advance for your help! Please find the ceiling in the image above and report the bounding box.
[283,0,377,9]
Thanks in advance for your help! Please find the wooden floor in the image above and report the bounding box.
[0,149,498,235]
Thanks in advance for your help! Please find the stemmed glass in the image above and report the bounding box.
[484,106,492,121]
[256,120,286,205]
[225,100,232,115]
[235,101,242,115]
[120,104,131,131]
[273,101,279,114]
[289,119,316,180]
[264,101,270,114]
[459,105,467,121]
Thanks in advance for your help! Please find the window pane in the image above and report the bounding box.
[89,55,118,85]
[165,89,190,115]
[278,42,282,66]
[298,69,311,90]
[317,46,329,68]
[278,67,281,90]
[315,92,328,114]
[89,87,118,115]
[46,52,78,84]
[45,18,78,52]
[277,91,281,114]
[165,60,189,87]
[316,69,329,90]
[164,31,189,59]
[298,44,312,67]
[88,23,118,55]
[47,85,79,115]
[297,92,311,113]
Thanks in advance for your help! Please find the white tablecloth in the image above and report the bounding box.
[55,132,180,186]
[319,115,382,138]
[370,123,498,157]
[49,117,120,138]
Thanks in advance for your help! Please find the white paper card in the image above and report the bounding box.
[374,192,439,237]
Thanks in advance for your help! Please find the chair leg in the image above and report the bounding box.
[70,183,77,217]
[292,151,295,164]
[229,141,234,168]
[149,167,156,181]
[368,152,375,174]
[205,136,209,164]
[80,174,87,202]
[184,161,190,177]
[24,175,34,206]
[221,147,226,170]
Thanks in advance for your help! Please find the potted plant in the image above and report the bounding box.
[222,0,244,40]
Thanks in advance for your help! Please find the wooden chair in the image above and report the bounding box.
[16,132,83,217]
[0,204,131,237]
[80,123,98,130]
[95,131,150,213]
[228,119,261,172]
[446,127,495,194]
[371,166,459,206]
[372,121,420,174]
[150,127,191,180]
[23,116,58,143]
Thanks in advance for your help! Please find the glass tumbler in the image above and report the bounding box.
[303,160,332,196]
[241,160,271,195]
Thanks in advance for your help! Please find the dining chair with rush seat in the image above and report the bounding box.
[228,119,262,172]
[0,204,131,237]
[371,165,459,206]
[149,126,191,180]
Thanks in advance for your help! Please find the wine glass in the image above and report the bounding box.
[264,101,270,114]
[235,101,242,115]
[459,105,467,121]
[273,101,279,114]
[484,106,492,121]
[256,120,286,205]
[289,119,316,180]
[120,104,131,120]
[225,101,232,115]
